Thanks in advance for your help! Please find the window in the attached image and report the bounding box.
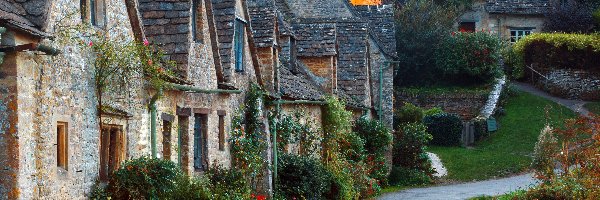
[178,116,189,172]
[163,120,172,160]
[217,111,226,151]
[459,22,476,33]
[57,122,68,170]
[510,29,532,43]
[99,124,124,181]
[87,0,106,27]
[193,114,208,171]
[234,18,246,72]
[192,0,204,43]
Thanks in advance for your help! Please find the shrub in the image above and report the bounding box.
[353,117,393,184]
[392,123,433,173]
[424,113,463,146]
[206,164,251,200]
[594,8,600,25]
[434,31,502,85]
[107,157,182,200]
[170,174,211,200]
[512,33,600,79]
[276,154,332,199]
[388,167,432,186]
[395,102,424,127]
[423,107,444,117]
[472,117,489,141]
[531,125,559,180]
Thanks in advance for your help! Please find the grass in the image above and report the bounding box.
[584,102,600,115]
[429,91,577,182]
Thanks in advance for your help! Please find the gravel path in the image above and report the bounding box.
[378,173,539,200]
[512,82,591,116]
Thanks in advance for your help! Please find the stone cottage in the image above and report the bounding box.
[247,0,397,129]
[459,0,552,43]
[0,0,268,198]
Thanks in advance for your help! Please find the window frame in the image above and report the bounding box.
[99,124,125,182]
[192,0,204,43]
[510,29,532,43]
[82,0,106,28]
[217,111,226,151]
[234,18,246,72]
[57,122,68,170]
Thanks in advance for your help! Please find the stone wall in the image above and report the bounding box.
[298,56,335,92]
[537,69,600,101]
[368,39,393,128]
[396,92,489,120]
[336,21,370,107]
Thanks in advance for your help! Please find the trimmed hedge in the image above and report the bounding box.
[424,113,463,146]
[276,154,333,199]
[512,33,600,79]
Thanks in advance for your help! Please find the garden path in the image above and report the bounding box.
[512,82,591,116]
[378,173,538,200]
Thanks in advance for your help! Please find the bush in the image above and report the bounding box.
[424,113,463,146]
[353,117,393,184]
[108,157,181,200]
[512,33,600,79]
[206,164,251,200]
[435,31,502,85]
[531,125,559,180]
[395,102,424,127]
[170,174,211,200]
[276,154,332,199]
[392,123,433,173]
[423,107,444,117]
[472,117,489,141]
[388,167,432,186]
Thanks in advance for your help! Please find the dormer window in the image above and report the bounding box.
[234,18,246,72]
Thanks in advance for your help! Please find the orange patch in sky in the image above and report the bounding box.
[350,0,382,5]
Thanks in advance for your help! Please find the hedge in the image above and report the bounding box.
[424,113,463,146]
[512,33,600,79]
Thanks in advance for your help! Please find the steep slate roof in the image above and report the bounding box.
[292,21,337,57]
[211,0,237,82]
[279,61,325,101]
[138,0,191,77]
[0,0,50,38]
[277,13,294,37]
[485,0,552,15]
[348,3,397,58]
[248,0,276,48]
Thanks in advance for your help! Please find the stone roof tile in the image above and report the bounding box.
[248,0,276,48]
[0,0,50,38]
[292,22,337,57]
[485,0,552,15]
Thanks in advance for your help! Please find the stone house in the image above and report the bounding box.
[247,0,396,129]
[0,0,267,198]
[459,0,552,43]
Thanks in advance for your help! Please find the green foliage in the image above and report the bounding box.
[394,102,424,127]
[170,174,211,200]
[512,33,600,79]
[353,117,393,184]
[392,123,433,174]
[509,176,592,200]
[594,8,600,25]
[268,109,320,156]
[229,83,267,190]
[424,107,445,117]
[424,113,463,146]
[394,0,461,86]
[276,154,333,199]
[388,167,433,186]
[435,32,502,84]
[206,165,252,200]
[89,181,110,200]
[531,125,559,180]
[107,157,181,200]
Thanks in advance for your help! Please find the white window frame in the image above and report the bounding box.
[510,29,532,43]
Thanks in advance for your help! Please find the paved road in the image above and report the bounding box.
[513,82,590,116]
[378,173,539,200]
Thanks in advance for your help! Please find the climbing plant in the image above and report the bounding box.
[229,83,268,192]
[268,108,321,156]
[53,13,176,129]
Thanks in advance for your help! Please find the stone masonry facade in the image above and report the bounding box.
[0,0,397,199]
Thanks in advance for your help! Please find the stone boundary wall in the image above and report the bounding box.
[395,91,489,120]
[532,69,600,101]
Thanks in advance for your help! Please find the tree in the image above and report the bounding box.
[544,0,599,33]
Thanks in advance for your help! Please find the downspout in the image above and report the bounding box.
[149,88,163,158]
[0,27,5,65]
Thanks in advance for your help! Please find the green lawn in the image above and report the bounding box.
[429,91,577,182]
[584,102,600,115]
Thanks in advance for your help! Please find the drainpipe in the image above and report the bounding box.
[149,88,163,158]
